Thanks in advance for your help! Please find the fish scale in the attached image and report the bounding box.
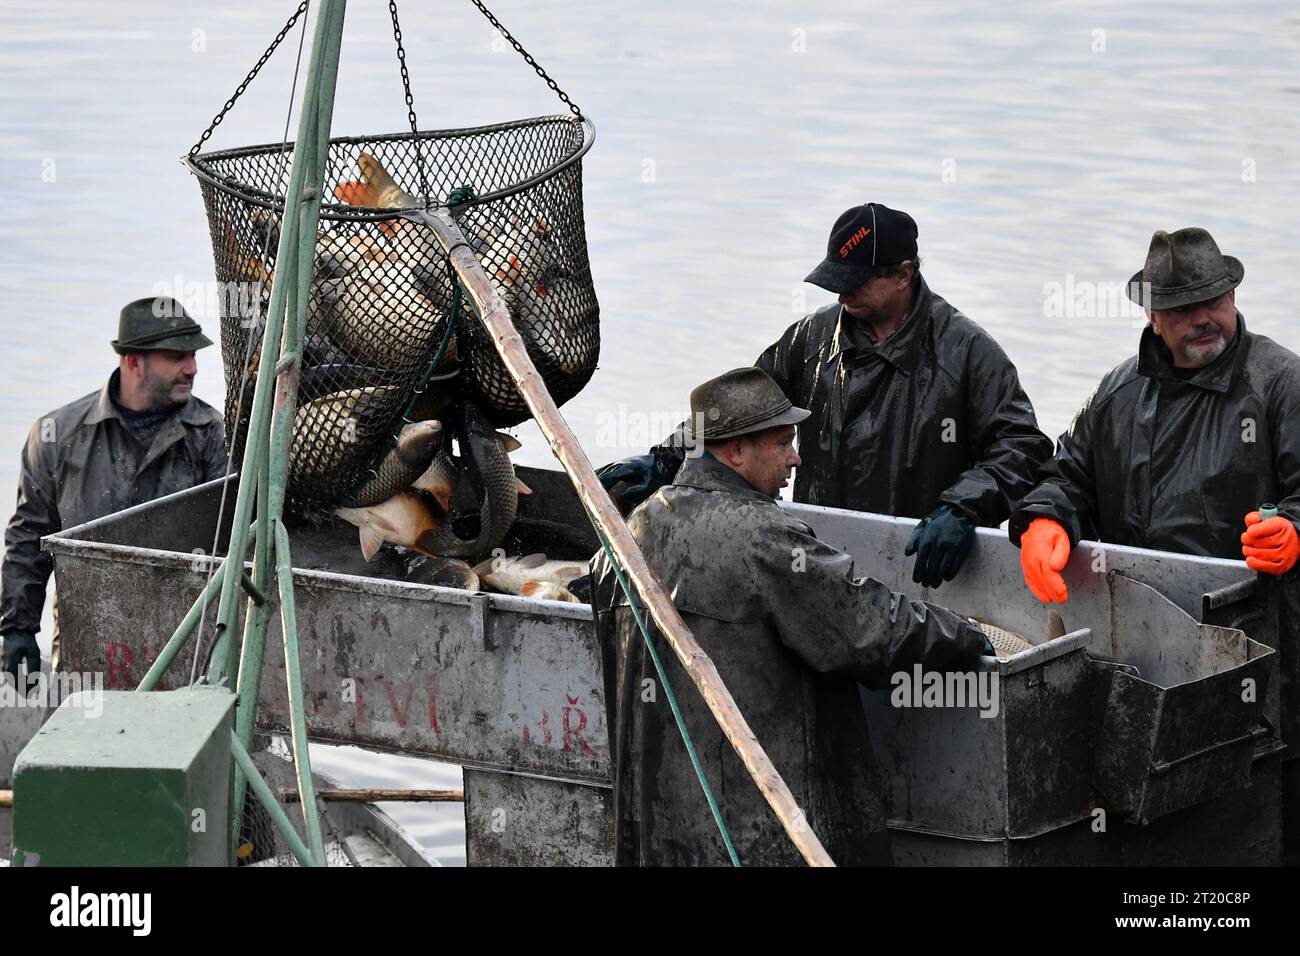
[975,621,1036,658]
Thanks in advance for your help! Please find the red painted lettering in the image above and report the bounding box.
[562,698,595,756]
[427,688,441,734]
[381,679,416,729]
[105,642,134,689]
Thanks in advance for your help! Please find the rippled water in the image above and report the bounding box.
[2,1,1298,863]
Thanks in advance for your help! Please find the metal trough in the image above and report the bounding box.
[798,503,1281,863]
[33,471,1281,866]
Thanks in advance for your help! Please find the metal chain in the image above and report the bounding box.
[470,0,583,118]
[389,0,431,206]
[190,1,312,156]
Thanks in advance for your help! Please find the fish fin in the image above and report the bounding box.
[335,506,364,527]
[359,152,417,207]
[518,553,548,569]
[494,431,522,453]
[516,478,532,495]
[334,181,379,206]
[470,557,498,578]
[1047,609,1067,641]
[359,525,384,562]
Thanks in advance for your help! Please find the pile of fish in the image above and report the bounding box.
[404,552,590,603]
[221,151,596,582]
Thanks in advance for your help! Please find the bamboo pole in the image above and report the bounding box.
[278,788,465,804]
[419,209,834,867]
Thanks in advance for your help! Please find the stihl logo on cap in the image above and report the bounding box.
[839,227,870,259]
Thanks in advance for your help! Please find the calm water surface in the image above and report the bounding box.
[2,1,1298,862]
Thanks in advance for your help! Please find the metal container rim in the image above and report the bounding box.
[180,114,596,219]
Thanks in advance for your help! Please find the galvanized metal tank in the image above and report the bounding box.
[33,470,1283,866]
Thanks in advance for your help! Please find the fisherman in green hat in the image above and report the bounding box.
[2,297,226,682]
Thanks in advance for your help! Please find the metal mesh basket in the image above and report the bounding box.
[186,116,598,512]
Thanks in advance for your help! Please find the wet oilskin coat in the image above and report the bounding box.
[1,369,227,638]
[1009,318,1300,748]
[755,276,1053,524]
[591,454,985,866]
[1010,319,1300,556]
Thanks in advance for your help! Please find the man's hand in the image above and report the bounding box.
[2,631,40,685]
[1019,517,1071,604]
[597,454,675,515]
[1241,511,1300,576]
[904,504,976,589]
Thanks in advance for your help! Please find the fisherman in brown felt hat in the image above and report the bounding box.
[2,296,225,682]
[591,366,991,866]
[1010,227,1300,864]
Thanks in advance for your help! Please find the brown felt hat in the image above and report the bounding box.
[684,367,810,442]
[1126,227,1244,311]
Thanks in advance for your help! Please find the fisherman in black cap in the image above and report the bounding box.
[592,367,989,866]
[600,203,1052,591]
[1008,227,1300,864]
[1,297,226,681]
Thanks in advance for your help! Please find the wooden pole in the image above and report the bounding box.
[0,789,10,809]
[419,208,834,867]
[278,788,465,803]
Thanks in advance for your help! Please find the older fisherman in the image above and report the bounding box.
[600,203,1053,591]
[1009,226,1300,862]
[1,297,226,680]
[592,367,988,866]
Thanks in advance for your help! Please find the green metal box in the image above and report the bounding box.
[12,689,234,866]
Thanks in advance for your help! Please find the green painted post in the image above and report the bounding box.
[230,732,319,867]
[273,518,326,865]
[230,456,273,848]
[208,0,342,688]
[137,526,257,692]
[227,0,346,863]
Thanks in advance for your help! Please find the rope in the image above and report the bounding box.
[593,527,741,866]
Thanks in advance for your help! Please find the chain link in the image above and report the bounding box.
[389,0,431,206]
[189,1,312,156]
[470,0,583,118]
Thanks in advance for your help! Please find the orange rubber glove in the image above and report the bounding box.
[1241,511,1300,576]
[1020,517,1071,604]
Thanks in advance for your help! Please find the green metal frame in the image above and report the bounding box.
[135,0,348,867]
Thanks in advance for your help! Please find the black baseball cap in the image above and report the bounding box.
[804,203,919,293]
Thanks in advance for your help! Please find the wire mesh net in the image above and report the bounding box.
[187,117,599,513]
[240,737,355,867]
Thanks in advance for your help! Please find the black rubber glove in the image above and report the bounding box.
[2,631,41,685]
[904,503,977,589]
[597,453,678,514]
